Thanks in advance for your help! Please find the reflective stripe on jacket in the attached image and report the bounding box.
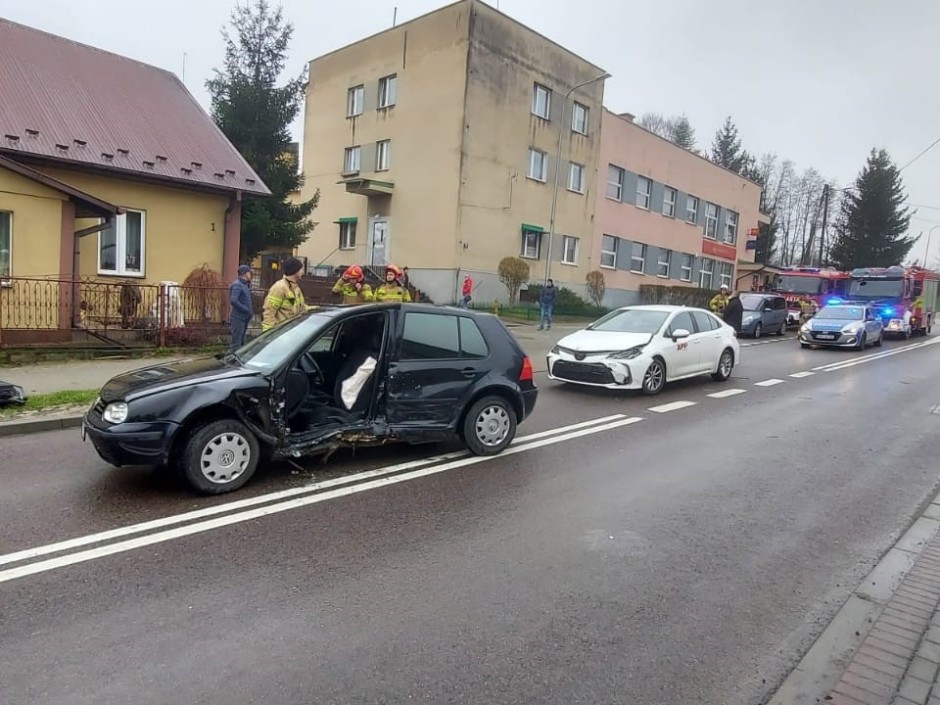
[375,284,412,302]
[332,279,374,305]
[262,278,305,331]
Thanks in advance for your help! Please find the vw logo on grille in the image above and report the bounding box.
[574,352,586,361]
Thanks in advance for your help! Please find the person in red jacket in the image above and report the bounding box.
[459,274,473,308]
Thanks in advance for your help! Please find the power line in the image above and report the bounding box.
[898,135,940,173]
[908,202,940,212]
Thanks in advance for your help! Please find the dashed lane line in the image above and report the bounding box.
[647,400,697,413]
[789,371,815,378]
[707,389,747,399]
[755,379,785,387]
[741,336,795,348]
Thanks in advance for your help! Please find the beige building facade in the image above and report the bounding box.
[593,110,762,306]
[299,0,607,304]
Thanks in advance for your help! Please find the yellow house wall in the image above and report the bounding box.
[37,167,230,286]
[0,165,66,278]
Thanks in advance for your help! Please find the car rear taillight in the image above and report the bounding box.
[520,356,534,382]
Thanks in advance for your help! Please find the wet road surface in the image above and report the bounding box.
[3,333,940,704]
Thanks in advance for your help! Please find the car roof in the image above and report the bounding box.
[304,301,497,318]
[615,304,712,313]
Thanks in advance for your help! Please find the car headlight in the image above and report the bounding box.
[103,402,129,424]
[743,314,757,323]
[800,324,812,334]
[608,346,645,360]
[550,345,560,355]
[842,323,863,333]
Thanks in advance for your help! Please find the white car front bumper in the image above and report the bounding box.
[546,350,651,390]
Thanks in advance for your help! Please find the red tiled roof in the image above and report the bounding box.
[0,18,270,196]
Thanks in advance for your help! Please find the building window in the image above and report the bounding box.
[343,146,361,174]
[562,235,579,265]
[657,249,671,278]
[686,195,699,224]
[679,253,693,282]
[339,221,357,250]
[528,149,547,182]
[704,202,719,239]
[600,234,618,269]
[607,165,624,201]
[662,186,677,217]
[699,257,715,289]
[376,140,391,171]
[630,242,646,273]
[99,210,145,276]
[521,229,541,259]
[347,85,364,117]
[719,262,734,289]
[636,176,652,209]
[571,102,588,134]
[532,83,551,119]
[0,211,10,282]
[724,210,738,244]
[378,75,397,108]
[567,162,585,193]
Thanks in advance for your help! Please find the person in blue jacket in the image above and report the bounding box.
[538,278,557,331]
[229,264,254,350]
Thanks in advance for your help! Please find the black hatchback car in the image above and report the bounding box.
[83,303,538,494]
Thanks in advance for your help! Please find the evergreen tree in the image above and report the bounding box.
[710,116,749,174]
[829,149,914,270]
[669,115,697,152]
[207,0,318,259]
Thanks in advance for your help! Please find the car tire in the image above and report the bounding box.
[641,357,667,396]
[800,342,810,349]
[463,396,517,456]
[857,333,867,350]
[874,332,883,347]
[753,323,762,339]
[711,348,734,382]
[179,418,260,495]
[777,320,787,336]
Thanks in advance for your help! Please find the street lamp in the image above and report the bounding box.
[544,71,612,282]
[926,226,940,267]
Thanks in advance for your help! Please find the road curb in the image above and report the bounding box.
[0,415,83,438]
[767,490,940,703]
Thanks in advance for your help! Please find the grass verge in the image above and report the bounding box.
[0,389,98,419]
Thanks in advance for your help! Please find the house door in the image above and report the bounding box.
[369,219,389,266]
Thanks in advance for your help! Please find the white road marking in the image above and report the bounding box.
[0,416,645,585]
[647,401,697,413]
[740,337,794,348]
[789,371,815,378]
[707,389,747,399]
[811,338,940,372]
[0,414,629,569]
[755,379,785,387]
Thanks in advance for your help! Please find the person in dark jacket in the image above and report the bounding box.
[538,278,557,331]
[229,264,254,350]
[722,290,744,334]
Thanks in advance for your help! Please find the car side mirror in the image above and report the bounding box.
[671,328,691,341]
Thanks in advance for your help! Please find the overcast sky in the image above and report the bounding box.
[4,0,940,251]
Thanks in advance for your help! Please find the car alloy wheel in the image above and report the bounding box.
[642,359,666,395]
[712,349,734,381]
[778,321,787,336]
[180,418,260,495]
[201,432,251,484]
[753,323,762,339]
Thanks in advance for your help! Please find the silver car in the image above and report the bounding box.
[798,304,884,349]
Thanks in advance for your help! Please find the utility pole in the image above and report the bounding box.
[818,184,830,266]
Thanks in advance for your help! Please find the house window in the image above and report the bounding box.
[376,140,391,171]
[521,229,541,259]
[98,210,145,276]
[704,202,719,239]
[724,210,738,244]
[571,102,588,134]
[630,242,646,273]
[686,195,699,224]
[657,249,671,278]
[562,235,579,265]
[679,253,693,282]
[378,75,397,108]
[532,83,551,119]
[719,262,734,289]
[699,257,715,289]
[528,149,547,182]
[636,176,652,209]
[662,186,677,217]
[0,211,11,282]
[343,146,361,174]
[600,235,618,269]
[567,162,585,193]
[339,221,357,250]
[347,85,364,117]
[607,165,624,201]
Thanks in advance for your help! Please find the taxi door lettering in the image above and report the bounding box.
[677,342,688,351]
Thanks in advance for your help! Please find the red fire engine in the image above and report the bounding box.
[847,266,940,338]
[770,267,851,324]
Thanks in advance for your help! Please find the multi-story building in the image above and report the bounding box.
[299,0,607,304]
[594,110,761,306]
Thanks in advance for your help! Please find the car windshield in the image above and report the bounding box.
[588,309,669,334]
[234,312,336,372]
[816,306,864,320]
[774,275,822,294]
[849,278,904,299]
[741,294,767,311]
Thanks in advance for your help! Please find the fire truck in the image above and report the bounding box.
[846,265,940,338]
[770,267,851,325]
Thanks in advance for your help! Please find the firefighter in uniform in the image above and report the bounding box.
[798,295,817,326]
[262,257,307,332]
[332,265,374,305]
[375,264,412,303]
[710,284,730,316]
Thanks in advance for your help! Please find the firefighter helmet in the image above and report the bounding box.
[343,264,364,282]
[385,264,403,281]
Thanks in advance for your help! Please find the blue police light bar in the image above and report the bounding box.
[826,298,843,305]
[882,307,895,316]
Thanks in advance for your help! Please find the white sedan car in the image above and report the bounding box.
[546,305,740,395]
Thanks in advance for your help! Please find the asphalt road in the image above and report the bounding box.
[3,332,940,704]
